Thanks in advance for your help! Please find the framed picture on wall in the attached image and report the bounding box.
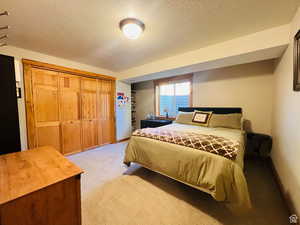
[294,29,300,91]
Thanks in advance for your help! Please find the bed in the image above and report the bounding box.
[124,107,251,211]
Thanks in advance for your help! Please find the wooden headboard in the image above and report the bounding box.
[178,107,242,114]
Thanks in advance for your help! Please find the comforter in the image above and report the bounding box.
[124,123,251,211]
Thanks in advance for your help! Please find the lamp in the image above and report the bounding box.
[163,108,169,119]
[119,18,145,40]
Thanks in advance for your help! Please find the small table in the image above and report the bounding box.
[141,119,173,129]
[246,132,272,158]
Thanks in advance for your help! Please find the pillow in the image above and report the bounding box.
[175,112,193,124]
[191,111,212,127]
[208,113,242,129]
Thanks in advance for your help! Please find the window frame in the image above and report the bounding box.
[154,74,193,119]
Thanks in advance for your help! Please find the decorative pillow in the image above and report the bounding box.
[191,111,212,127]
[175,112,193,124]
[208,113,242,129]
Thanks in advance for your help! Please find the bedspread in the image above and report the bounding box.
[124,123,251,211]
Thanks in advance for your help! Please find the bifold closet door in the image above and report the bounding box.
[98,80,114,145]
[31,68,61,152]
[59,73,82,155]
[81,78,98,150]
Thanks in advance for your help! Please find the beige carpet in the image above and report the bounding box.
[68,142,290,225]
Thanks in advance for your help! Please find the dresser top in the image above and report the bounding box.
[0,146,83,204]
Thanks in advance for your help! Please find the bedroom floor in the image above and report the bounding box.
[68,142,290,225]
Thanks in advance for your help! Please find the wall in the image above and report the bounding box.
[14,59,27,150]
[0,46,114,76]
[0,46,116,149]
[119,25,288,81]
[133,81,155,129]
[193,60,274,134]
[116,81,132,141]
[271,6,300,215]
[133,60,274,134]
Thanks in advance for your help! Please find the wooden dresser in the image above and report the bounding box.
[0,146,83,225]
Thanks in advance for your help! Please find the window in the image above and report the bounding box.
[155,74,192,118]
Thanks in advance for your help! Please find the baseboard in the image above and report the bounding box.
[267,157,298,221]
[116,137,130,143]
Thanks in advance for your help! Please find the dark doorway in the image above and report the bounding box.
[0,54,21,154]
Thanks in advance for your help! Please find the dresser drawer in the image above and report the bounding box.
[0,176,81,225]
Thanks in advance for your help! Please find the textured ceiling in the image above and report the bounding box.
[1,0,299,72]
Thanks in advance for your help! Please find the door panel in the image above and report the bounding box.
[36,123,61,151]
[35,87,59,122]
[81,78,97,91]
[60,74,82,154]
[61,121,81,155]
[100,92,112,144]
[82,120,98,149]
[98,80,114,145]
[60,75,80,121]
[60,91,80,121]
[32,68,61,152]
[32,68,58,87]
[81,78,98,149]
[81,92,97,119]
[101,118,112,144]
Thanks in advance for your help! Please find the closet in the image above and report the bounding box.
[23,59,116,155]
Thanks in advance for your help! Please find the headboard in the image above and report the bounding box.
[178,107,242,114]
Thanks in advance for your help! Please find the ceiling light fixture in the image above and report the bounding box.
[119,18,145,40]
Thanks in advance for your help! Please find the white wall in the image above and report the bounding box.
[271,6,300,215]
[116,81,132,141]
[133,60,274,134]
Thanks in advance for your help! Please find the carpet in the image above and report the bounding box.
[68,142,290,225]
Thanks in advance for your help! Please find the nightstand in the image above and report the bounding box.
[141,119,173,129]
[246,132,272,158]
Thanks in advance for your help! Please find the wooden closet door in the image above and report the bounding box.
[81,78,98,150]
[98,80,115,145]
[59,74,82,155]
[32,68,61,152]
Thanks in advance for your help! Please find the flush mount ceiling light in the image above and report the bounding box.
[119,18,145,40]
